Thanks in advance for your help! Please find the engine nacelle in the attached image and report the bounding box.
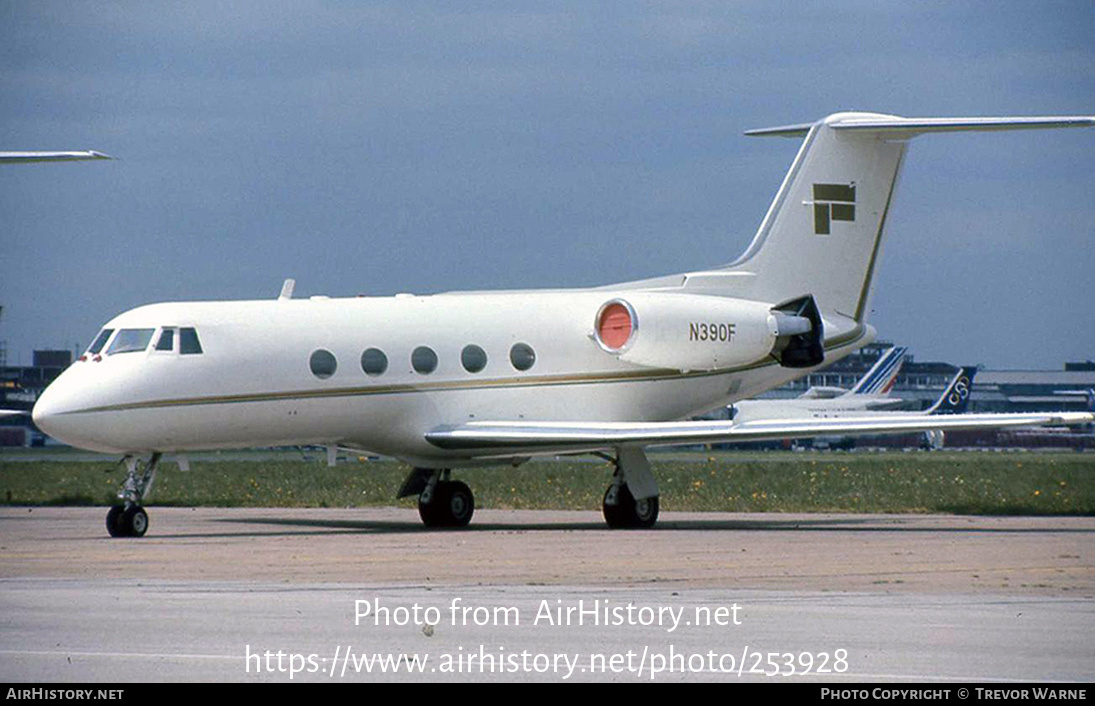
[591,292,819,372]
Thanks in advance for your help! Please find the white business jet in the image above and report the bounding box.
[30,111,1095,537]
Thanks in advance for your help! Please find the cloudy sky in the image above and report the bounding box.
[1,2,1093,369]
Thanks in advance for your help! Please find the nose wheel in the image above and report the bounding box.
[106,504,149,537]
[105,453,160,538]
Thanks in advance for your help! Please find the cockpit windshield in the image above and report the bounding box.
[87,329,114,355]
[105,328,155,355]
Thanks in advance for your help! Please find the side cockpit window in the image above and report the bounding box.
[87,328,114,355]
[155,328,175,351]
[179,327,203,355]
[106,328,155,355]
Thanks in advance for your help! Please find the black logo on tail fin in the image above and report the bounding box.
[811,183,856,234]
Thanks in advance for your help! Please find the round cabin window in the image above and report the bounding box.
[310,349,337,379]
[461,344,488,373]
[411,346,438,374]
[360,348,388,376]
[509,343,536,371]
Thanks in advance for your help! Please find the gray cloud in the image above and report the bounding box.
[1,1,1093,367]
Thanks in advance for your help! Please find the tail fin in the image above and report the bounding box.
[848,345,907,396]
[927,366,978,415]
[716,113,1095,321]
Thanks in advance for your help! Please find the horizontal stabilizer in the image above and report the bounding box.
[747,115,1095,139]
[829,115,1095,135]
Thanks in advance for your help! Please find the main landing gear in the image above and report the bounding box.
[600,447,660,529]
[398,446,661,530]
[106,452,161,538]
[398,468,475,528]
[602,481,659,529]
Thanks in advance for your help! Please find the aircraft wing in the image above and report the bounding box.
[426,412,1095,456]
[0,151,112,163]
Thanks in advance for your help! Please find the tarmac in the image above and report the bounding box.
[2,506,1094,682]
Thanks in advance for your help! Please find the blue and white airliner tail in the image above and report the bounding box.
[848,346,907,397]
[926,367,977,415]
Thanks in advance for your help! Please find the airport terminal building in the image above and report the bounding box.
[775,342,1095,414]
[759,342,1095,450]
[0,349,71,447]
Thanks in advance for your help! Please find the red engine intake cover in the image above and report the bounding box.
[597,301,634,350]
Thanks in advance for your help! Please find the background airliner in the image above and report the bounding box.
[731,345,908,422]
[733,365,975,451]
[29,111,1095,536]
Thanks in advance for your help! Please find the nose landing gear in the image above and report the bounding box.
[106,452,161,538]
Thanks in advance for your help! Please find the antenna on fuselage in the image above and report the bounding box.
[278,278,296,301]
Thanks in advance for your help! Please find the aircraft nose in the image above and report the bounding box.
[32,379,94,449]
[32,374,127,453]
[32,386,64,439]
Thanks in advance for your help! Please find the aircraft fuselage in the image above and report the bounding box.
[32,288,869,465]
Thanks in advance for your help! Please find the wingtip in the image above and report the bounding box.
[743,122,814,138]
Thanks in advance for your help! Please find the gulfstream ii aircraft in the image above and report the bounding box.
[31,111,1095,536]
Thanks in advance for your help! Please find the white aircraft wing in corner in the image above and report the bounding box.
[0,151,112,164]
[425,411,1095,456]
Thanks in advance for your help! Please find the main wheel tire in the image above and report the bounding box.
[418,481,475,528]
[602,485,628,528]
[602,484,659,529]
[631,492,659,529]
[418,487,446,527]
[106,505,126,537]
[121,505,149,538]
[445,481,474,527]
